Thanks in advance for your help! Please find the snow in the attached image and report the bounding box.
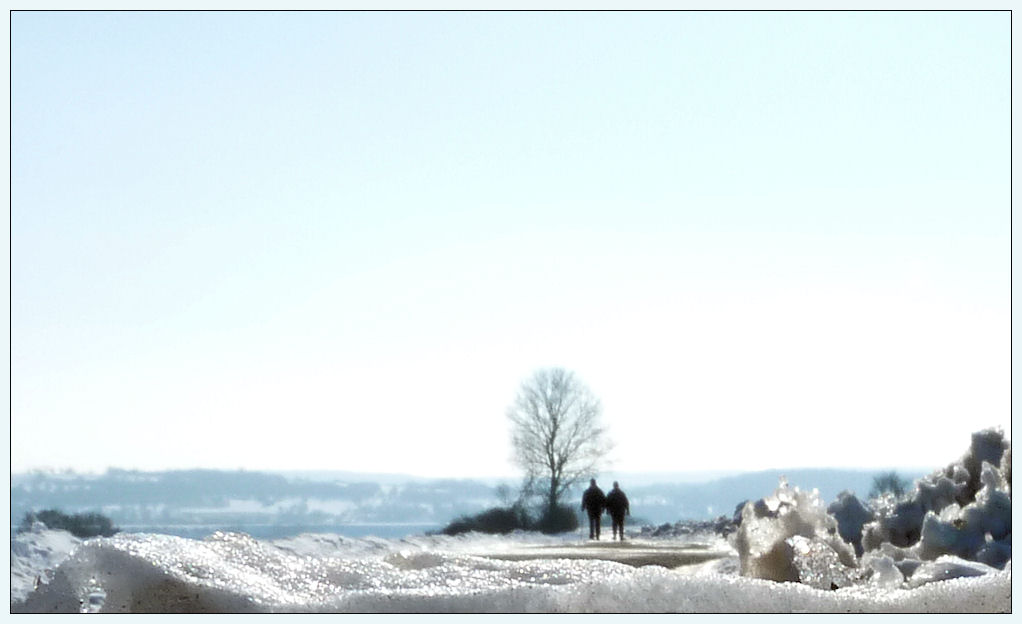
[727,426,1011,600]
[9,529,1009,613]
[9,429,1011,613]
[9,522,81,604]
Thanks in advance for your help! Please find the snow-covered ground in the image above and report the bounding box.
[10,522,81,604]
[8,528,1009,613]
[10,428,1011,613]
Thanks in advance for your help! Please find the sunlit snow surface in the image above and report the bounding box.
[11,429,1011,613]
[10,528,1009,613]
[9,522,81,604]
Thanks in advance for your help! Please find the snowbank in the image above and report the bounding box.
[730,427,1011,594]
[9,530,1009,613]
[10,522,81,603]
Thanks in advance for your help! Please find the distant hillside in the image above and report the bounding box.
[11,466,928,537]
[10,469,499,535]
[614,468,928,521]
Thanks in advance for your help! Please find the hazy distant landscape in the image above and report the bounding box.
[11,466,925,539]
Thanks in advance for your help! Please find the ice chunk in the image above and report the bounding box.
[999,444,1011,490]
[860,553,904,588]
[910,458,1011,565]
[787,535,860,590]
[916,474,967,513]
[732,479,856,584]
[951,464,970,484]
[916,511,984,561]
[893,558,923,579]
[862,430,1012,567]
[974,539,1011,570]
[827,491,873,557]
[962,428,1009,500]
[975,463,1011,541]
[862,500,924,550]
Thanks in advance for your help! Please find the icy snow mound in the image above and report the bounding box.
[11,530,1009,613]
[10,524,81,603]
[730,428,1011,594]
[732,479,858,588]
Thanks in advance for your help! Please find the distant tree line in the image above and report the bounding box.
[19,509,119,538]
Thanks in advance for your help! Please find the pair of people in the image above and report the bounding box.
[580,479,630,540]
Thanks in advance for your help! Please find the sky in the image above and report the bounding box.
[11,11,1010,478]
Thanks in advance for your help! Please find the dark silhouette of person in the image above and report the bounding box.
[580,479,606,540]
[605,481,630,541]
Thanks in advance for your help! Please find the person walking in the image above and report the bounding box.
[580,479,606,540]
[605,481,630,541]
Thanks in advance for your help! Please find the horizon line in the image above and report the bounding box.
[10,464,937,480]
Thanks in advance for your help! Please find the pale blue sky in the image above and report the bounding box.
[12,11,1010,476]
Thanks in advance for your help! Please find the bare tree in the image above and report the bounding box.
[869,471,912,499]
[507,368,612,514]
